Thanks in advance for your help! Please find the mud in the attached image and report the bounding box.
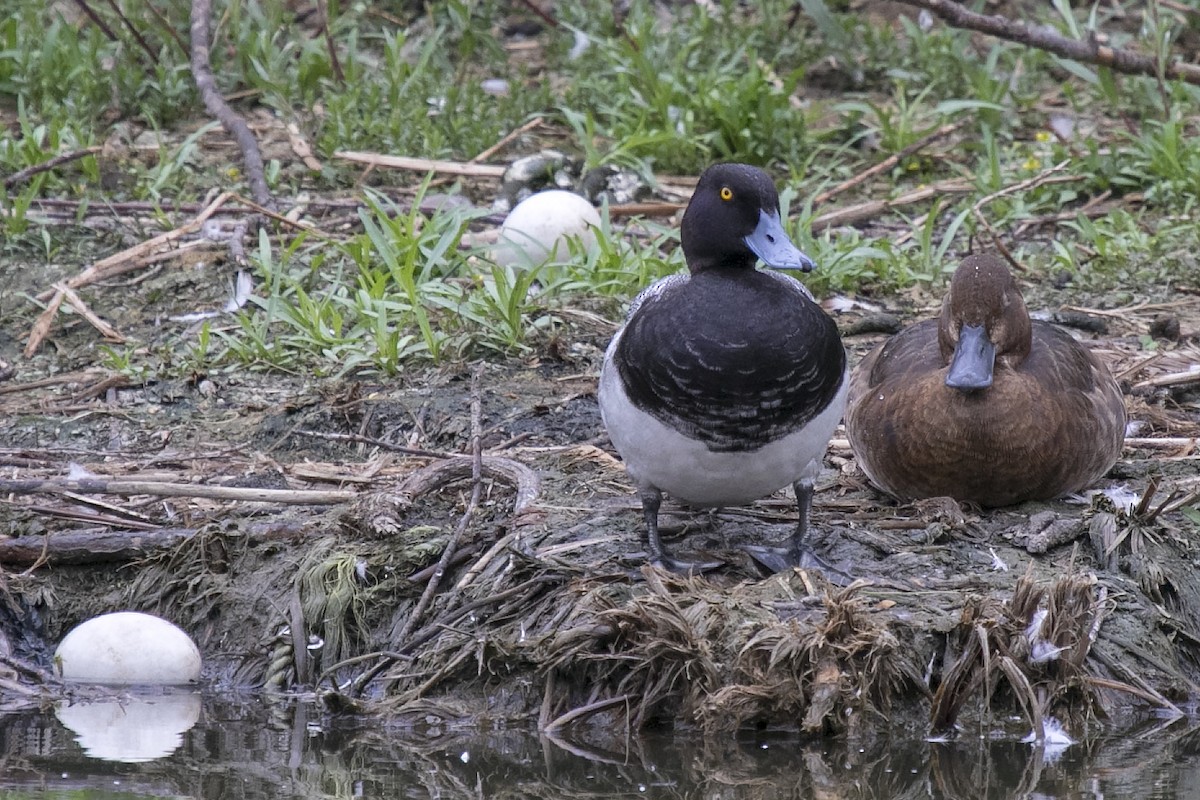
[2,228,1200,744]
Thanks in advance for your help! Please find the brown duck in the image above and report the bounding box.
[845,253,1126,507]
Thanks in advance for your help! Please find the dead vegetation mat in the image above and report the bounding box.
[1,262,1199,739]
[1,329,1199,742]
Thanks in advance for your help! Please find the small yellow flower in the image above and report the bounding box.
[1035,131,1052,143]
[1022,156,1040,170]
[226,167,241,179]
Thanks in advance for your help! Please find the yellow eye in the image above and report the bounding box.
[719,186,733,201]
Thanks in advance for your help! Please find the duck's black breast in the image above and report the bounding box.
[613,270,846,453]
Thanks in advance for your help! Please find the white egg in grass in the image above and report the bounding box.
[492,190,601,267]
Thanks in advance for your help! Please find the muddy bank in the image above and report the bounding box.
[2,288,1199,742]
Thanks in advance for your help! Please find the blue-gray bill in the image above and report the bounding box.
[945,323,996,391]
[744,209,815,272]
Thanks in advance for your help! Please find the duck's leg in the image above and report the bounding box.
[639,486,722,573]
[787,476,816,566]
[743,476,850,581]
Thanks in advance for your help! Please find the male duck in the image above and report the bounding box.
[599,163,848,571]
[845,253,1126,507]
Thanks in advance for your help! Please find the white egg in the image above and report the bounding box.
[55,611,201,685]
[492,190,601,267]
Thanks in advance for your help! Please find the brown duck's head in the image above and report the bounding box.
[937,253,1032,392]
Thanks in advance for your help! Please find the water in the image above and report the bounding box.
[0,694,1196,799]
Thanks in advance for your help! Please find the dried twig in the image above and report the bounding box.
[34,191,232,302]
[23,289,67,359]
[811,179,973,232]
[812,121,965,206]
[542,695,631,733]
[70,0,119,41]
[0,477,355,505]
[101,0,158,61]
[471,116,544,164]
[894,0,1200,85]
[52,282,125,343]
[1132,369,1200,391]
[972,160,1079,212]
[333,151,507,178]
[3,146,103,189]
[190,0,273,208]
[314,0,345,84]
[395,363,487,645]
[286,122,324,171]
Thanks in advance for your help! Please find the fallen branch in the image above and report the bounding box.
[0,527,197,565]
[399,457,542,516]
[811,179,973,232]
[812,121,965,206]
[54,282,125,342]
[3,146,103,189]
[894,0,1200,85]
[333,151,507,178]
[1132,369,1200,391]
[100,0,158,62]
[1123,437,1199,450]
[396,363,487,646]
[190,0,274,208]
[0,477,355,505]
[34,191,232,302]
[23,289,67,359]
[0,371,108,395]
[0,520,311,566]
[471,116,544,164]
[542,695,632,734]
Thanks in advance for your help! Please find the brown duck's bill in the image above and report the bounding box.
[945,323,995,391]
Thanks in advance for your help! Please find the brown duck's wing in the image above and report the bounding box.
[1025,323,1119,393]
[1024,322,1127,480]
[848,319,943,405]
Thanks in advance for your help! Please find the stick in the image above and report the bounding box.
[893,0,1200,85]
[542,695,632,733]
[23,289,66,358]
[470,116,544,164]
[292,428,458,460]
[69,0,119,41]
[315,0,345,84]
[101,0,158,61]
[395,363,487,646]
[972,160,1079,211]
[0,477,355,505]
[35,191,232,301]
[810,179,973,232]
[1132,369,1200,391]
[333,151,507,178]
[0,527,197,565]
[1123,437,1199,449]
[0,520,310,566]
[0,370,106,395]
[286,122,323,171]
[812,121,965,206]
[52,282,126,343]
[3,147,103,189]
[190,0,274,208]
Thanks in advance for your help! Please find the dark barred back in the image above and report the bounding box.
[614,270,846,452]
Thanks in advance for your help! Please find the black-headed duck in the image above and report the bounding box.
[599,163,848,571]
[846,253,1126,507]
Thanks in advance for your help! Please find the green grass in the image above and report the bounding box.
[3,0,1200,376]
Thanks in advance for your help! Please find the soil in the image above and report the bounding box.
[3,179,1200,746]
